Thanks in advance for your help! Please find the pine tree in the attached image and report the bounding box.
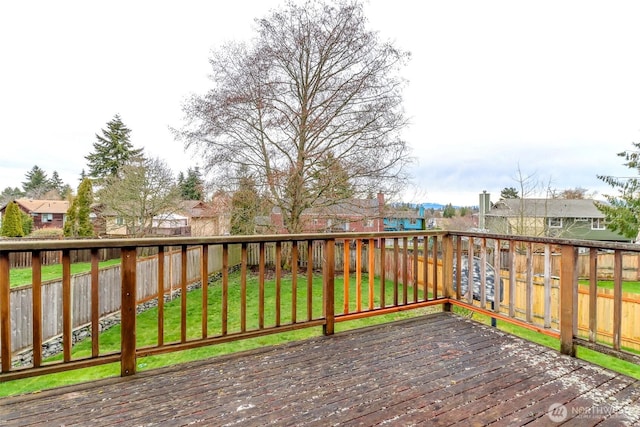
[178,167,204,200]
[1,201,24,237]
[22,165,52,198]
[85,114,143,181]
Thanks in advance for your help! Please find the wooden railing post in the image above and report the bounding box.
[560,245,577,357]
[0,252,11,373]
[121,247,137,376]
[442,235,453,311]
[323,239,335,335]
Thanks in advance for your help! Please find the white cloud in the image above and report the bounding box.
[1,0,639,206]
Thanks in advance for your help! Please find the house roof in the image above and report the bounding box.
[487,198,606,219]
[10,199,69,214]
[273,197,382,218]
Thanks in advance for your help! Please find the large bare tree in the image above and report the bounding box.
[99,156,182,236]
[177,0,412,233]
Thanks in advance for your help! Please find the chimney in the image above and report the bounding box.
[479,191,490,230]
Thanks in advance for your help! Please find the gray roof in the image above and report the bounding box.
[487,198,606,219]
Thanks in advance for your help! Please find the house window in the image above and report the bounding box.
[575,217,589,222]
[41,213,53,222]
[409,218,417,225]
[366,219,374,228]
[548,217,562,228]
[116,217,124,226]
[592,218,606,230]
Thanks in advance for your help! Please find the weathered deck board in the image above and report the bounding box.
[1,312,639,426]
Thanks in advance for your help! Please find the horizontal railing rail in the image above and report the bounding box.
[1,231,639,383]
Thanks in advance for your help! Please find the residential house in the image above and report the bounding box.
[180,198,231,236]
[0,198,69,230]
[481,197,631,242]
[383,205,426,232]
[266,193,385,234]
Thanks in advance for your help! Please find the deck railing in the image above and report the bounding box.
[1,231,638,383]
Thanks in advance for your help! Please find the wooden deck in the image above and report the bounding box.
[1,312,639,426]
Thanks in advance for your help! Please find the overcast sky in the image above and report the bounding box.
[2,0,639,206]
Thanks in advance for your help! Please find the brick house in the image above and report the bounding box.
[265,193,385,234]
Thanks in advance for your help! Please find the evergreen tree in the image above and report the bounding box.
[1,201,24,237]
[178,167,204,200]
[442,203,456,218]
[77,178,94,237]
[0,187,24,206]
[231,167,261,235]
[20,211,33,235]
[500,187,519,200]
[85,114,143,181]
[64,178,94,237]
[596,142,640,239]
[22,165,52,198]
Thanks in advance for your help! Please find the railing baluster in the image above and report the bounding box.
[412,237,418,303]
[241,243,247,332]
[201,244,209,339]
[157,246,165,346]
[222,243,229,335]
[455,236,462,301]
[259,242,265,329]
[543,244,551,328]
[526,242,533,324]
[402,237,408,305]
[493,239,501,315]
[508,242,516,318]
[467,237,474,304]
[0,251,9,373]
[369,239,375,310]
[323,240,335,336]
[613,250,622,351]
[422,236,428,301]
[393,238,399,306]
[479,238,486,309]
[343,239,350,314]
[356,239,362,312]
[181,245,187,343]
[380,238,386,308]
[432,236,438,299]
[291,241,298,324]
[62,249,72,362]
[275,241,282,327]
[588,248,598,343]
[32,251,43,367]
[307,240,313,321]
[90,248,99,358]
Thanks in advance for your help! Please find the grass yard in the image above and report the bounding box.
[1,272,434,397]
[9,259,121,288]
[578,279,640,294]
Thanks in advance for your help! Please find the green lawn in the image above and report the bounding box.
[9,259,121,288]
[578,279,640,294]
[1,272,432,397]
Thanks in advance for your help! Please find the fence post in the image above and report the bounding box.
[121,247,137,376]
[442,234,453,311]
[323,239,335,335]
[560,245,577,357]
